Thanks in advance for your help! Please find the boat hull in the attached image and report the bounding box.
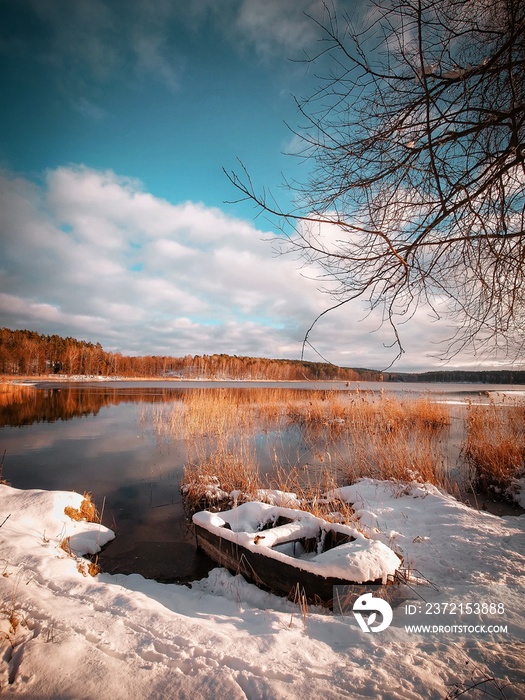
[195,522,386,606]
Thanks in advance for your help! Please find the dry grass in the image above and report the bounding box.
[182,452,262,512]
[77,559,101,577]
[340,424,447,484]
[268,465,356,523]
[61,494,103,577]
[60,536,101,577]
[464,402,525,495]
[145,388,454,515]
[0,571,24,650]
[87,560,101,577]
[64,493,98,522]
[289,583,309,628]
[0,608,24,653]
[144,388,296,445]
[343,393,450,433]
[287,393,348,428]
[299,394,450,487]
[60,536,72,555]
[175,391,264,512]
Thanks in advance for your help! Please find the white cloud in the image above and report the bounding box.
[71,97,108,121]
[132,32,183,92]
[234,0,330,58]
[0,166,319,356]
[0,165,497,370]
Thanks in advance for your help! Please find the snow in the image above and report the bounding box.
[311,538,399,583]
[181,475,229,502]
[507,477,525,508]
[326,479,524,586]
[1,480,524,699]
[255,489,301,508]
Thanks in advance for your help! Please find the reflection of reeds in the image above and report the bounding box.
[464,402,525,494]
[0,382,36,407]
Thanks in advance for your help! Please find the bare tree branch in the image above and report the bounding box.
[227,0,525,364]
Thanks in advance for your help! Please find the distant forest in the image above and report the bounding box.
[0,328,365,381]
[1,328,524,383]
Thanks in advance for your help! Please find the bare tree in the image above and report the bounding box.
[226,0,525,365]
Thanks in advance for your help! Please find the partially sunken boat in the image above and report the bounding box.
[193,501,401,605]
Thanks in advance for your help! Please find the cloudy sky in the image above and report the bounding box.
[0,0,511,371]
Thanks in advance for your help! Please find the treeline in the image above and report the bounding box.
[384,369,525,384]
[0,328,366,381]
[3,328,523,383]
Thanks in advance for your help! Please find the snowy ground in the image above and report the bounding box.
[1,481,524,699]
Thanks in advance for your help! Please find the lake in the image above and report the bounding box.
[1,379,524,582]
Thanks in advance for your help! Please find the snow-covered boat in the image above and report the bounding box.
[193,501,402,605]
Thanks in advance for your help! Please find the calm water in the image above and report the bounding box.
[1,380,524,582]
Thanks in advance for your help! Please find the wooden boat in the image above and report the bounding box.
[193,501,402,605]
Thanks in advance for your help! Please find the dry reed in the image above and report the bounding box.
[302,394,450,487]
[175,390,265,511]
[145,388,454,516]
[464,402,525,495]
[64,493,98,522]
[271,465,359,528]
[340,423,447,485]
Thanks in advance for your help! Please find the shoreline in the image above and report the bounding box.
[3,375,525,405]
[4,373,525,386]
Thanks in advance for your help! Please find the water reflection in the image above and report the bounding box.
[0,385,191,427]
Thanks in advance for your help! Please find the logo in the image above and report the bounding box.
[352,592,393,633]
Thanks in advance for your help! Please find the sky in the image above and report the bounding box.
[0,0,518,372]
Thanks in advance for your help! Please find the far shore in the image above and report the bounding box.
[3,373,525,387]
[3,374,345,384]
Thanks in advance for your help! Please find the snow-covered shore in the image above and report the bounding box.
[1,481,524,699]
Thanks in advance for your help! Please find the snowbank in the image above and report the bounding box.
[1,481,524,699]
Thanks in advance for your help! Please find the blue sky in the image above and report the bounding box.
[0,0,310,216]
[0,0,513,371]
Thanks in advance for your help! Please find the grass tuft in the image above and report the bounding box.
[64,493,98,523]
[464,402,525,496]
[60,537,72,555]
